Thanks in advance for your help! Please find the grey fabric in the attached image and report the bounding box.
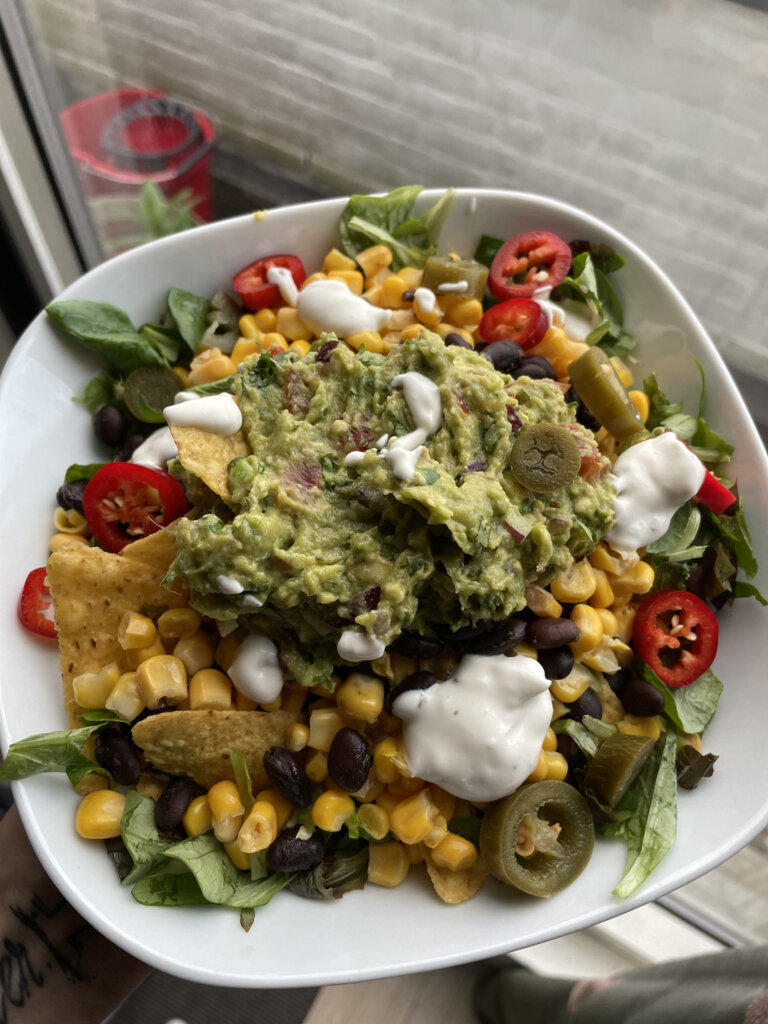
[473,946,768,1024]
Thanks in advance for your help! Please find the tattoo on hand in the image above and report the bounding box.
[1,894,94,1023]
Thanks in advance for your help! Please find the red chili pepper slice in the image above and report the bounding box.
[232,254,307,311]
[478,298,549,349]
[695,467,736,516]
[489,231,572,301]
[82,463,189,553]
[633,590,719,688]
[18,567,57,639]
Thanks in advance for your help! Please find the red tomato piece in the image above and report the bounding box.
[489,231,572,301]
[695,468,736,515]
[82,463,189,553]
[232,254,307,311]
[633,590,719,688]
[478,298,549,349]
[18,567,57,639]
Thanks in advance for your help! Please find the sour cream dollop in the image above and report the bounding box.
[297,279,392,337]
[337,630,386,662]
[392,654,552,802]
[267,264,299,307]
[382,371,443,481]
[228,634,283,704]
[607,431,706,551]
[130,426,178,469]
[163,393,242,435]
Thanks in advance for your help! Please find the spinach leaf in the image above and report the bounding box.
[64,462,106,484]
[473,233,504,268]
[568,240,626,275]
[131,872,209,907]
[689,359,733,467]
[643,374,697,439]
[167,287,211,352]
[551,252,636,357]
[120,790,177,885]
[339,186,455,270]
[600,730,678,898]
[82,374,118,415]
[138,323,180,366]
[162,835,294,908]
[634,659,722,734]
[645,503,701,556]
[445,816,482,846]
[734,581,768,606]
[47,300,168,375]
[188,374,237,397]
[0,716,125,785]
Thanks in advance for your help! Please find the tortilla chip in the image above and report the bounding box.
[170,423,249,501]
[424,849,488,904]
[131,709,297,789]
[47,539,188,726]
[118,527,182,574]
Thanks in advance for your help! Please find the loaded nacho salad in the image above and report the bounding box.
[2,186,764,921]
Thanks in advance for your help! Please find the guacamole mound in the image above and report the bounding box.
[168,332,615,686]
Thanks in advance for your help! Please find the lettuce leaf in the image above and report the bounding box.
[339,186,455,270]
[0,712,127,787]
[633,659,723,735]
[599,730,678,898]
[551,252,636,357]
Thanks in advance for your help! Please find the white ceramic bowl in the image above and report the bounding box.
[2,190,768,987]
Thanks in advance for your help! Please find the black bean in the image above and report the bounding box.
[263,746,313,808]
[444,332,472,349]
[464,458,487,474]
[567,688,602,721]
[155,776,204,839]
[454,616,528,655]
[327,728,373,793]
[267,825,326,872]
[537,645,575,680]
[481,339,525,373]
[620,676,666,717]
[401,288,416,302]
[94,404,128,448]
[556,733,586,771]
[388,631,445,660]
[513,356,556,380]
[526,618,580,649]
[564,386,601,432]
[94,730,142,787]
[386,670,437,714]
[56,477,88,513]
[119,433,146,461]
[604,668,632,696]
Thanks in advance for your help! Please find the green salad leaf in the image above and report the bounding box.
[339,185,455,270]
[599,730,678,898]
[120,790,178,886]
[552,252,636,357]
[634,659,722,734]
[166,287,211,352]
[0,713,127,786]
[161,835,293,908]
[46,300,169,375]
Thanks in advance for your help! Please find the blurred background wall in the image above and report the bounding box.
[18,0,768,396]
